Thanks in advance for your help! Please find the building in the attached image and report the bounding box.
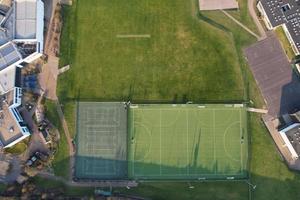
[257,0,300,55]
[279,123,300,160]
[0,0,44,148]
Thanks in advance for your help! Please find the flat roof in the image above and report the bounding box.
[15,0,37,39]
[0,42,22,71]
[282,123,300,157]
[259,0,300,52]
[0,66,16,94]
[0,99,23,147]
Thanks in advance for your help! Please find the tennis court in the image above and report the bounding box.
[128,104,248,180]
[75,102,128,179]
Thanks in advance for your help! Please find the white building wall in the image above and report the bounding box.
[257,1,274,30]
[279,123,300,160]
[23,51,43,63]
[36,0,44,53]
[4,133,30,148]
[282,24,300,55]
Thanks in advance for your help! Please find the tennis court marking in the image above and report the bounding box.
[81,107,121,176]
[81,157,118,176]
[85,107,121,127]
[76,103,128,179]
[130,107,245,177]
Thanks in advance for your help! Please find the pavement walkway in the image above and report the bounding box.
[38,56,59,100]
[221,10,260,40]
[37,171,138,187]
[248,0,267,40]
[247,107,268,114]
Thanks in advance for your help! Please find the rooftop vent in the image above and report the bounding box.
[282,4,291,12]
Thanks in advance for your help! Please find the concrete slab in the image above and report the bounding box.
[199,0,238,11]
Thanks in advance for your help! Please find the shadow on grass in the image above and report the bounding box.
[31,156,300,200]
[73,154,248,181]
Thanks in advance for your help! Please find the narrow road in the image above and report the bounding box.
[248,0,267,40]
[221,10,260,40]
[37,171,138,187]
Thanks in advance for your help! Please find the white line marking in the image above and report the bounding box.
[132,109,135,176]
[213,109,216,174]
[186,109,189,175]
[160,109,162,175]
[223,121,241,162]
[239,109,243,172]
[116,34,151,38]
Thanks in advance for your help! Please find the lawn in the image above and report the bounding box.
[58,0,244,102]
[275,26,295,61]
[31,177,94,197]
[117,181,249,200]
[227,0,259,35]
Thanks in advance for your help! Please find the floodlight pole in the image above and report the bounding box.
[187,182,194,189]
[246,180,257,190]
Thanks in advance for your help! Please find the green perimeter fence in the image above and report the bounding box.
[75,103,249,180]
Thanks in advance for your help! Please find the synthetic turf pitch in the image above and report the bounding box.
[128,104,248,180]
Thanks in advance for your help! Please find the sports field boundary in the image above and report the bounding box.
[74,102,249,181]
[128,103,248,180]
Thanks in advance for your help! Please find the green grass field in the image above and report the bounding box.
[128,104,248,179]
[58,0,244,102]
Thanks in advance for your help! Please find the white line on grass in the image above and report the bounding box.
[160,109,162,175]
[132,109,135,177]
[239,109,243,172]
[186,109,189,175]
[116,34,151,38]
[222,121,241,162]
[213,109,216,174]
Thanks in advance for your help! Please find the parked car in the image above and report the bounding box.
[26,156,37,167]
[34,152,48,162]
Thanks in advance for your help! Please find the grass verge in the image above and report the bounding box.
[31,177,94,197]
[4,140,28,155]
[275,26,295,61]
[44,100,69,179]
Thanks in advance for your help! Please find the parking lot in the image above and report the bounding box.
[244,34,300,117]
